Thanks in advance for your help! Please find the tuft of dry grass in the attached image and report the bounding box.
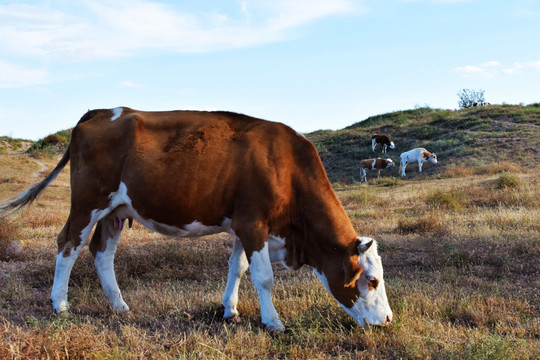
[426,189,465,210]
[494,171,520,189]
[396,214,448,235]
[0,218,22,260]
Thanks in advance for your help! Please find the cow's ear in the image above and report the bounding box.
[344,238,363,288]
[344,256,363,288]
[358,239,374,253]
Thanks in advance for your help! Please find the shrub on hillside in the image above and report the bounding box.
[494,172,520,189]
[26,130,71,157]
[426,189,465,210]
[458,88,486,109]
[396,214,447,235]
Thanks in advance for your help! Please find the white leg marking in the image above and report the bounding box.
[111,107,123,121]
[51,210,102,313]
[418,160,423,173]
[250,242,284,331]
[400,161,407,177]
[372,139,376,152]
[95,233,129,312]
[222,238,249,319]
[51,249,82,312]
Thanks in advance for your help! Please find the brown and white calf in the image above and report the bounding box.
[372,134,395,153]
[399,147,438,177]
[0,107,392,331]
[360,158,395,182]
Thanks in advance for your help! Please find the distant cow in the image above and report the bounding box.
[0,107,393,331]
[372,134,395,153]
[400,148,438,177]
[360,158,395,182]
[472,101,490,107]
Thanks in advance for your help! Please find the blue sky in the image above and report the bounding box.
[1,0,539,140]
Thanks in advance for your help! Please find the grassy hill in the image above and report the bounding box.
[0,104,539,359]
[306,104,540,182]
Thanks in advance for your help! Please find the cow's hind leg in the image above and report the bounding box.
[51,212,99,313]
[89,209,130,312]
[222,237,249,322]
[400,160,407,177]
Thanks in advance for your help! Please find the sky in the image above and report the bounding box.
[0,0,539,140]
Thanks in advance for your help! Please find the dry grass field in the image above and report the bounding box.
[0,106,539,359]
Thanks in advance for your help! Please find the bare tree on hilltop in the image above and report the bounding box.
[458,89,488,109]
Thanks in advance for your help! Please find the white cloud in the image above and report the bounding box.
[118,81,144,89]
[481,61,501,67]
[0,0,363,62]
[400,0,474,3]
[454,65,485,74]
[454,59,540,77]
[0,60,49,88]
[527,60,540,69]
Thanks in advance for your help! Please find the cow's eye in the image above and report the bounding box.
[366,275,379,290]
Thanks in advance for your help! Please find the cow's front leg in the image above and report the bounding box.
[418,160,423,173]
[249,242,284,331]
[222,237,249,321]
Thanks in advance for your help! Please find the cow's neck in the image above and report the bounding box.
[281,182,357,271]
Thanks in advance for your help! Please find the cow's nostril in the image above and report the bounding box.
[385,315,392,325]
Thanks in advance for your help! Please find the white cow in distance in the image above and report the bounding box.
[400,148,438,177]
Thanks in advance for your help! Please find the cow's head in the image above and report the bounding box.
[385,159,395,168]
[315,237,393,327]
[422,151,438,165]
[389,142,396,149]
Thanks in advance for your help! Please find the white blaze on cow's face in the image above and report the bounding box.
[429,154,438,164]
[389,142,395,149]
[315,237,392,327]
[385,159,395,168]
[351,237,392,326]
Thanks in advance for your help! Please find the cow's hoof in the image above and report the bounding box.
[54,309,71,317]
[224,314,242,324]
[265,321,285,333]
[113,303,130,313]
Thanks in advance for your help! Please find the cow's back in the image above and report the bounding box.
[70,108,319,229]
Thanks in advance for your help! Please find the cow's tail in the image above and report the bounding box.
[0,145,71,216]
[0,109,104,216]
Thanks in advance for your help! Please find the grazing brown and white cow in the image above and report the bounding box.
[372,134,395,153]
[0,107,393,331]
[399,147,438,177]
[360,158,395,182]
